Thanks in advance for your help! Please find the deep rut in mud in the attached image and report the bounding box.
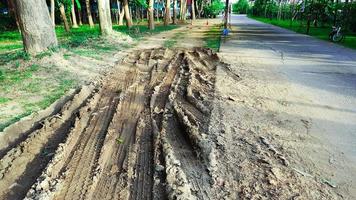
[0,48,225,200]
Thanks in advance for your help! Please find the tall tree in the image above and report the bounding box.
[59,4,70,32]
[51,0,55,25]
[191,0,196,20]
[13,0,58,55]
[180,0,187,20]
[86,0,95,28]
[173,0,177,24]
[98,0,113,35]
[119,5,125,25]
[71,0,79,28]
[148,0,155,29]
[75,0,83,25]
[224,0,229,29]
[123,0,133,27]
[164,0,171,25]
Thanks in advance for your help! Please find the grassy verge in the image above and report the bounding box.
[163,32,182,48]
[204,25,222,52]
[0,24,179,131]
[0,64,76,131]
[0,24,179,63]
[249,16,356,50]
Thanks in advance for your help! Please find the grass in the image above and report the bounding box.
[0,67,76,132]
[0,23,180,131]
[249,16,356,50]
[0,23,179,63]
[205,25,223,51]
[163,32,181,48]
[113,24,178,39]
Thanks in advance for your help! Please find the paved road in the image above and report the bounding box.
[220,14,356,196]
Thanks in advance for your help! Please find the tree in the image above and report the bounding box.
[180,0,187,20]
[71,0,79,28]
[173,0,177,24]
[148,0,155,29]
[119,6,125,25]
[13,0,58,55]
[58,2,70,32]
[232,0,249,14]
[164,0,171,25]
[86,0,95,28]
[192,0,196,20]
[51,0,55,25]
[75,0,83,25]
[203,0,224,17]
[98,0,113,35]
[123,0,133,27]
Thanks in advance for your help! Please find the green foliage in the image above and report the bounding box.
[250,0,356,33]
[250,16,356,50]
[233,0,250,14]
[74,0,81,10]
[203,0,225,17]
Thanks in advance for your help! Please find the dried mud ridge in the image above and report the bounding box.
[0,48,225,200]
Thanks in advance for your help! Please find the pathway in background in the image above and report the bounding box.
[218,14,356,198]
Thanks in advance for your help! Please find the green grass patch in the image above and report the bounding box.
[0,23,179,130]
[205,25,222,51]
[163,32,181,48]
[0,24,179,63]
[113,24,179,39]
[0,74,76,132]
[249,16,356,50]
[0,97,11,104]
[0,64,39,91]
[0,112,32,132]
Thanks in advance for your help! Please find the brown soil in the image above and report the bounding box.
[0,48,223,200]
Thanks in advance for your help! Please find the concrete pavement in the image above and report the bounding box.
[219,14,356,197]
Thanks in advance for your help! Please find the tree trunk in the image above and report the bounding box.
[71,0,79,28]
[51,0,55,25]
[191,0,196,20]
[179,0,183,19]
[164,0,171,25]
[86,0,95,28]
[224,0,229,29]
[98,0,113,35]
[180,0,186,20]
[59,4,71,32]
[148,0,155,29]
[13,0,58,55]
[173,0,177,24]
[123,0,133,27]
[78,9,83,25]
[119,6,125,25]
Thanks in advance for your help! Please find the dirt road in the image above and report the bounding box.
[0,48,226,200]
[218,15,356,199]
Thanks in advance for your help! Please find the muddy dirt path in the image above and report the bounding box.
[0,48,225,200]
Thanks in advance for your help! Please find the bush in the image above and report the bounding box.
[204,0,225,18]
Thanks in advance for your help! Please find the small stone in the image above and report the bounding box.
[155,164,165,172]
[40,181,49,190]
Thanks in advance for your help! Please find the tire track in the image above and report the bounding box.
[1,48,224,200]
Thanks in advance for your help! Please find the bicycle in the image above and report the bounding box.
[329,26,344,42]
